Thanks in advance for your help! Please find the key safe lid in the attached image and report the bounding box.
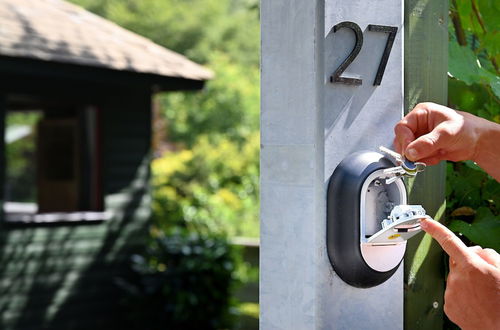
[326,151,410,288]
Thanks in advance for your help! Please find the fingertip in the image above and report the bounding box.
[394,124,414,137]
[419,217,446,239]
[420,219,471,262]
[419,217,430,230]
[406,133,441,162]
[406,148,418,161]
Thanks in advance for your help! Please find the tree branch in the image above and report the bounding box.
[451,0,467,46]
[471,0,499,74]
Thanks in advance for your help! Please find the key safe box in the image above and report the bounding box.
[326,151,424,288]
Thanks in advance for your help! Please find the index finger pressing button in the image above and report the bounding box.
[420,218,473,264]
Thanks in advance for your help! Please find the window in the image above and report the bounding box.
[4,106,108,223]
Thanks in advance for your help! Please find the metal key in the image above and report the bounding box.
[379,146,426,184]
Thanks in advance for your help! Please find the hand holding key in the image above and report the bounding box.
[379,146,426,183]
[393,103,479,164]
[394,102,500,181]
[393,103,500,182]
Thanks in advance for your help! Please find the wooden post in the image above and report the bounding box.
[403,0,448,328]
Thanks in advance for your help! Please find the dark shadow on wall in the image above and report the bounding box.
[0,8,153,326]
[0,142,151,330]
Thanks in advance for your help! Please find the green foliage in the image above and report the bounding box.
[70,0,260,146]
[161,53,259,146]
[449,207,500,251]
[116,230,239,330]
[448,0,500,251]
[69,0,260,66]
[449,40,500,99]
[152,132,260,238]
[4,111,42,202]
[445,162,500,250]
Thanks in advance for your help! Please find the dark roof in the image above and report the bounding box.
[0,0,213,81]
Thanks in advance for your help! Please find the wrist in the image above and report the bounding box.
[472,116,500,181]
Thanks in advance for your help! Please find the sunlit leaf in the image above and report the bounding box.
[449,40,500,99]
[449,207,500,251]
[476,0,500,32]
[482,32,500,58]
[449,40,482,85]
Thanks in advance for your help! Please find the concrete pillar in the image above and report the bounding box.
[261,1,408,329]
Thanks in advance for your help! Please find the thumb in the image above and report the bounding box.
[405,130,446,161]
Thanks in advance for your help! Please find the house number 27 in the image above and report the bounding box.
[329,21,398,86]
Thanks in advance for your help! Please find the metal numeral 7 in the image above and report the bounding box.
[368,24,398,86]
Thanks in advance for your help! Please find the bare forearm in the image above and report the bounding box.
[473,117,500,182]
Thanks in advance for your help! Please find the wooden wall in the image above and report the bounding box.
[0,89,152,330]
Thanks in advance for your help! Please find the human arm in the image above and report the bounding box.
[393,102,500,181]
[420,218,500,330]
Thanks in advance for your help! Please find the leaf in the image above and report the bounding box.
[448,162,486,208]
[463,160,484,172]
[449,207,500,251]
[455,0,474,32]
[488,74,500,99]
[483,178,500,207]
[449,40,500,99]
[477,0,500,32]
[482,32,500,59]
[484,102,500,116]
[455,0,472,17]
[448,78,493,116]
[449,40,482,85]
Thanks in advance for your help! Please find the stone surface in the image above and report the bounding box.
[261,0,404,329]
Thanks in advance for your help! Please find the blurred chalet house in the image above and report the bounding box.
[0,0,212,329]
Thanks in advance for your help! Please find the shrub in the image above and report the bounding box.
[117,230,239,330]
[447,0,500,251]
[152,132,260,238]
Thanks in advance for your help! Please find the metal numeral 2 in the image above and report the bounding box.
[329,22,398,86]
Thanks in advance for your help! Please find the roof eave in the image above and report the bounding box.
[0,55,210,92]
